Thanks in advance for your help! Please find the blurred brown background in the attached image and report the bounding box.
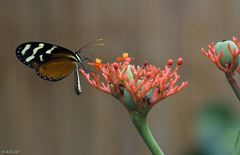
[0,0,240,155]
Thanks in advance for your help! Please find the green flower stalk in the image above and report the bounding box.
[80,53,188,155]
[201,37,240,101]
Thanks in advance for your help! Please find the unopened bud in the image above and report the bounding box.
[167,59,174,66]
[177,58,183,65]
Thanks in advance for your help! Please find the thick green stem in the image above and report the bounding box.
[226,72,240,101]
[226,72,240,154]
[130,111,165,155]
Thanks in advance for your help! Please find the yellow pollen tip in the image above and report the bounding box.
[97,43,104,46]
[97,38,103,41]
[122,52,129,58]
[95,58,102,64]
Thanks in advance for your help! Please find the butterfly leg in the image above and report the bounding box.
[82,57,94,63]
[74,63,82,95]
[79,62,93,74]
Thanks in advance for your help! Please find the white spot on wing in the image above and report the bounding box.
[46,46,56,54]
[33,43,44,54]
[21,44,31,55]
[26,43,44,62]
[26,56,34,62]
[40,55,43,61]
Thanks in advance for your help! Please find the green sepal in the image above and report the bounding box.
[122,65,137,110]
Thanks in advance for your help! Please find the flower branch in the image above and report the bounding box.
[80,53,188,155]
[201,37,240,101]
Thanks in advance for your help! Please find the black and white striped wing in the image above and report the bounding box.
[16,42,77,69]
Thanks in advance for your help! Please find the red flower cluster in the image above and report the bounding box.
[80,53,188,110]
[201,36,240,73]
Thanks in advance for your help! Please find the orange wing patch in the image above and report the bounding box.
[37,57,75,80]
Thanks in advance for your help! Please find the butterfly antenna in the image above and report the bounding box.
[77,38,104,52]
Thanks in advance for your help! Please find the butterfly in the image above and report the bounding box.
[16,39,104,95]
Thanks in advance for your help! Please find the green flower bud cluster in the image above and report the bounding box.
[215,40,240,69]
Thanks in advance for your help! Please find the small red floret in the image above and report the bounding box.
[177,58,183,65]
[167,59,174,66]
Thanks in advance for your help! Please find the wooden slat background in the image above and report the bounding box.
[0,0,239,155]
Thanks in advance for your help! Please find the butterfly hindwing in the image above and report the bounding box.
[36,57,76,81]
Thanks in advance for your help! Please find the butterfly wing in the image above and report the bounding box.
[16,42,78,68]
[16,42,78,81]
[36,57,77,81]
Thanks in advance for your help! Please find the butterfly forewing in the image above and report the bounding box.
[16,42,79,81]
[16,42,78,69]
